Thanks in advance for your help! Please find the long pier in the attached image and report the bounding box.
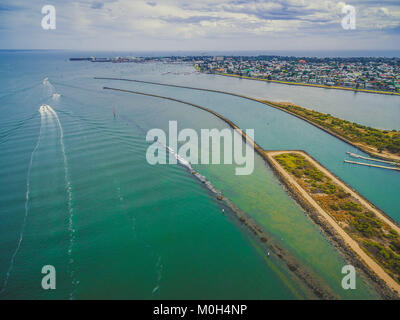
[344,160,400,171]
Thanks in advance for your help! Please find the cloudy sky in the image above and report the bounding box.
[0,0,399,51]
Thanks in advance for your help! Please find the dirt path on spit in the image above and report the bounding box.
[266,150,400,296]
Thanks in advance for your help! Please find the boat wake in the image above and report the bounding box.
[52,93,61,100]
[0,106,46,294]
[45,105,77,299]
[42,77,61,100]
[153,138,223,196]
[152,255,163,296]
[121,115,224,200]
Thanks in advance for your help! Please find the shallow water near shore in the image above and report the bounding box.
[1,51,398,299]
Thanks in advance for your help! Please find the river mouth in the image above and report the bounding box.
[0,53,397,299]
[101,83,387,299]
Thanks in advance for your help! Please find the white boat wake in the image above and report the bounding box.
[52,93,61,100]
[152,255,163,295]
[43,77,61,100]
[1,103,78,298]
[0,106,47,294]
[148,136,223,196]
[45,105,77,299]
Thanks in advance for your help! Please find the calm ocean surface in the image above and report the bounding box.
[0,51,398,299]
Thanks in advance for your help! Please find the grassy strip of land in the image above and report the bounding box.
[273,152,400,286]
[260,100,400,162]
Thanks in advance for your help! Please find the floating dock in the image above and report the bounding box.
[344,160,400,171]
[346,152,399,166]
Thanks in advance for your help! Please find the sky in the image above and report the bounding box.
[0,0,399,52]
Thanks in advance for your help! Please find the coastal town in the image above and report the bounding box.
[70,55,400,93]
[196,55,400,93]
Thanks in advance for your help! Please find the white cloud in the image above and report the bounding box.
[380,7,389,16]
[0,0,399,50]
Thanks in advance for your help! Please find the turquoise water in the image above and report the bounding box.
[1,51,306,299]
[128,63,400,130]
[105,78,400,223]
[99,88,381,299]
[1,51,398,299]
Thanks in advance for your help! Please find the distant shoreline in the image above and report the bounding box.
[205,69,400,97]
